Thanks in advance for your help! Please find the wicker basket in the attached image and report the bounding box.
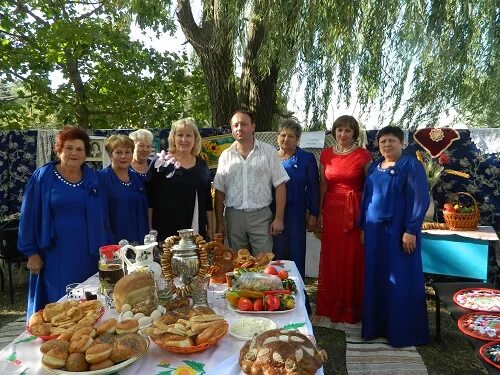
[443,192,480,231]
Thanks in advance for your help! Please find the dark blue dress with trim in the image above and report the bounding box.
[360,154,430,347]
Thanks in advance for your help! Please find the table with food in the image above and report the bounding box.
[0,230,327,375]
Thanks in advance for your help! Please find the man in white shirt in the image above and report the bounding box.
[213,110,289,254]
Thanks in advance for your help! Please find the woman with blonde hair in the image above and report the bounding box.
[98,134,148,244]
[146,118,213,242]
[129,129,154,182]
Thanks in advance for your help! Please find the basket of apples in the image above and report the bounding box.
[442,192,480,231]
[225,265,297,313]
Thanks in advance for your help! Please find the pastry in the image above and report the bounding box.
[65,352,89,372]
[239,329,327,375]
[115,319,139,334]
[85,343,113,364]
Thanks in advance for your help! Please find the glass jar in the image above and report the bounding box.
[98,245,124,303]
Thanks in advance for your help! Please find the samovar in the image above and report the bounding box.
[170,229,200,287]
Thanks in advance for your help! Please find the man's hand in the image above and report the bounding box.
[216,222,226,239]
[402,232,417,254]
[27,253,43,275]
[270,218,284,236]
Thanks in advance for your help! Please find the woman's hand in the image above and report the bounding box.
[317,213,323,229]
[402,233,417,254]
[308,215,317,232]
[27,253,44,275]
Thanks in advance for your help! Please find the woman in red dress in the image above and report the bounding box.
[316,116,372,323]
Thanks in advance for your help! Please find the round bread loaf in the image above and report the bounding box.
[85,343,113,364]
[114,333,148,359]
[40,339,70,354]
[113,272,158,315]
[115,319,139,335]
[69,334,94,353]
[66,352,89,372]
[42,347,69,369]
[96,318,117,335]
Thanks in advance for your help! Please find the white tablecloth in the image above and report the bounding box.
[422,225,499,241]
[0,260,323,375]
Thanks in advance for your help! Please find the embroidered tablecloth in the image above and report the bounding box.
[0,260,323,375]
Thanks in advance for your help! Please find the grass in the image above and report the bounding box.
[0,276,490,374]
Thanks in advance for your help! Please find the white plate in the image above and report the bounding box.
[42,338,149,375]
[229,317,277,341]
[228,303,295,314]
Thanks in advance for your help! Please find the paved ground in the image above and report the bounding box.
[0,317,25,351]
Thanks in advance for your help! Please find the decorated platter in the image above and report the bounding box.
[480,342,500,369]
[453,288,500,312]
[228,303,295,314]
[229,317,277,341]
[42,338,149,375]
[458,312,500,341]
[150,329,227,354]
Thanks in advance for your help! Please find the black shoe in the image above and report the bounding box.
[304,289,312,316]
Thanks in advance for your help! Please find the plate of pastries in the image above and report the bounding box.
[40,317,149,374]
[142,305,228,353]
[27,300,104,340]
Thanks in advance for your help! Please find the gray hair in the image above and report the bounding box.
[129,129,153,144]
[278,118,302,138]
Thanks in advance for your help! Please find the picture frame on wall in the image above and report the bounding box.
[87,137,104,162]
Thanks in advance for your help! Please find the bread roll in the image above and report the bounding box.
[41,347,68,369]
[113,333,148,360]
[113,272,158,315]
[85,343,113,364]
[195,321,228,345]
[66,352,89,372]
[40,339,70,354]
[28,311,44,327]
[97,318,117,335]
[115,319,139,335]
[160,333,194,348]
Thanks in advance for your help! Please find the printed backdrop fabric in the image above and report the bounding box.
[0,129,499,235]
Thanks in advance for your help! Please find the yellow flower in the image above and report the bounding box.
[173,365,196,375]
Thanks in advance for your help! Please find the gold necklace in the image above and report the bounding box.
[334,144,356,154]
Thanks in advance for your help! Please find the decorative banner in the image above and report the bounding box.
[200,134,235,169]
[413,128,460,158]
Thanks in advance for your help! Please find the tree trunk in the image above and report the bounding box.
[239,11,279,132]
[64,49,90,128]
[177,0,237,127]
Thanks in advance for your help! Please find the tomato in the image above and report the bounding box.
[264,295,281,311]
[253,298,263,311]
[443,203,455,212]
[237,297,254,311]
[225,291,240,308]
[263,265,278,276]
[277,269,289,281]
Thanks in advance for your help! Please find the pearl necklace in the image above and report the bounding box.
[334,144,356,154]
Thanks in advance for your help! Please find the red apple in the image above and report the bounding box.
[443,203,456,212]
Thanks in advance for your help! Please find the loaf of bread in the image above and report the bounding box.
[113,272,158,315]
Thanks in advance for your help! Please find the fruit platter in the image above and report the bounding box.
[225,264,297,313]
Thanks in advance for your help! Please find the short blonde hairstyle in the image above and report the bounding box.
[104,134,135,157]
[168,118,201,155]
[129,129,153,145]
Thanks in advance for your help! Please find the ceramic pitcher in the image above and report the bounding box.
[120,242,162,282]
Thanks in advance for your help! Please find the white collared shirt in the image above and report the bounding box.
[213,139,289,210]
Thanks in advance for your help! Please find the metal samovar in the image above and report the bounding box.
[171,229,200,287]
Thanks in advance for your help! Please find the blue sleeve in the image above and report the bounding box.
[17,172,41,257]
[358,160,377,229]
[404,159,430,235]
[305,152,320,216]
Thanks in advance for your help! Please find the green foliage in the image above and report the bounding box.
[0,0,209,129]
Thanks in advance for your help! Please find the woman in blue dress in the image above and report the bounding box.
[274,119,319,277]
[18,126,111,320]
[98,134,149,245]
[129,129,154,184]
[360,126,430,347]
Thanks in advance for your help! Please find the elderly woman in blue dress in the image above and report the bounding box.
[129,129,154,183]
[18,125,111,320]
[98,134,149,245]
[360,125,430,347]
[274,119,319,277]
